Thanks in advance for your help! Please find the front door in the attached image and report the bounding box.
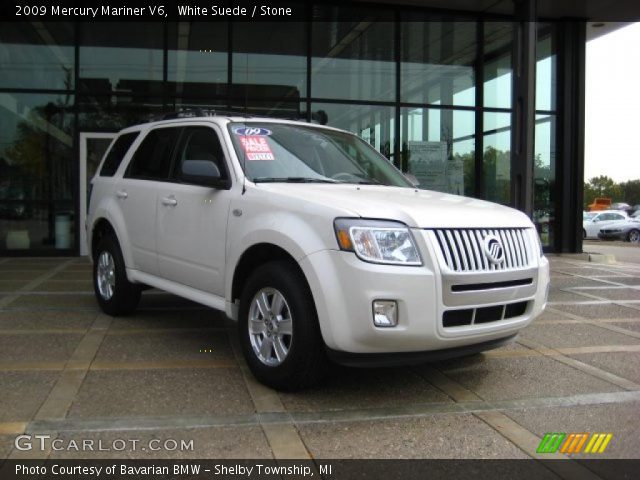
[156,125,232,296]
[79,132,116,255]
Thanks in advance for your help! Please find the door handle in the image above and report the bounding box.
[161,196,178,207]
[116,190,128,199]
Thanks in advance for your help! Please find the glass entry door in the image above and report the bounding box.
[79,132,116,256]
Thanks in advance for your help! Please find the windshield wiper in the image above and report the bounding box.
[252,177,337,184]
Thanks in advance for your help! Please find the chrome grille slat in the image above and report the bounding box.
[431,228,533,272]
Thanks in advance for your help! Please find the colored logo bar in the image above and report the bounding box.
[537,433,613,454]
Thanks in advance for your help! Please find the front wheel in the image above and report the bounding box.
[93,235,141,316]
[628,229,640,243]
[238,261,328,391]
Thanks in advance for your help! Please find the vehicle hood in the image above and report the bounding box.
[253,184,534,229]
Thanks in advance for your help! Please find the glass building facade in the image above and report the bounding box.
[0,7,566,256]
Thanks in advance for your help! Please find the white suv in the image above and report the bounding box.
[87,114,549,390]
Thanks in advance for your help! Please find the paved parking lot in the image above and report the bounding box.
[0,255,639,466]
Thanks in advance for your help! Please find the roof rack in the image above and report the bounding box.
[158,108,255,121]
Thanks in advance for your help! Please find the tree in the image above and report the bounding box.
[583,175,623,208]
[620,180,640,206]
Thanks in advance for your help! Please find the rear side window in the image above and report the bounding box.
[125,127,180,181]
[99,132,139,177]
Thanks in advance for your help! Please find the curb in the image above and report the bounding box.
[585,252,617,264]
[545,252,617,264]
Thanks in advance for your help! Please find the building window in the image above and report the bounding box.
[483,111,511,205]
[311,7,395,102]
[167,22,228,98]
[534,23,557,247]
[310,102,395,160]
[0,22,75,91]
[0,92,75,252]
[400,107,475,196]
[483,22,513,109]
[233,22,307,104]
[400,17,476,106]
[79,22,164,96]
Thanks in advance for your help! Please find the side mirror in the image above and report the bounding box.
[405,173,420,186]
[592,218,599,223]
[180,160,230,189]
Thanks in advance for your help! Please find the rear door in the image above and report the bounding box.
[156,124,233,295]
[118,126,181,275]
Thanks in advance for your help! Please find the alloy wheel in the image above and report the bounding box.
[96,251,116,300]
[248,287,293,366]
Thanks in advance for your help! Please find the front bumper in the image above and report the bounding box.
[299,229,549,356]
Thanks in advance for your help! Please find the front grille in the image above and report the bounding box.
[432,228,532,272]
[442,301,528,328]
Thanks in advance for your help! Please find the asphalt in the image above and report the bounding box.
[0,255,638,466]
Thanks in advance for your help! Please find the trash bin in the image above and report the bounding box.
[55,213,71,249]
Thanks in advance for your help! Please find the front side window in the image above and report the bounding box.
[228,123,411,187]
[172,127,229,181]
[125,127,180,181]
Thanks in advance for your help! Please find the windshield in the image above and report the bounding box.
[228,122,411,187]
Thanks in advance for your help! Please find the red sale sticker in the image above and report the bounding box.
[239,136,275,161]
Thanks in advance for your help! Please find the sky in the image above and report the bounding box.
[585,22,640,183]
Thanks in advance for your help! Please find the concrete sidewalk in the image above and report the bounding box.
[0,256,638,464]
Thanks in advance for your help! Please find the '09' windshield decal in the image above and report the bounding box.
[233,127,272,136]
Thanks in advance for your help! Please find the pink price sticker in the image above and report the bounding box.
[239,136,275,161]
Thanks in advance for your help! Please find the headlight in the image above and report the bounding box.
[334,218,422,265]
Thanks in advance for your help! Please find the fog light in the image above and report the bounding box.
[373,300,398,327]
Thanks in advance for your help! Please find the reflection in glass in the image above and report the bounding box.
[0,93,75,252]
[534,114,556,247]
[484,22,513,109]
[310,103,394,161]
[312,8,395,101]
[536,24,556,112]
[79,23,164,95]
[233,22,307,100]
[167,22,228,97]
[483,112,511,205]
[0,22,75,90]
[78,95,164,132]
[401,19,476,106]
[400,107,475,196]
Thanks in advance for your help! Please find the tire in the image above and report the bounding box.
[238,260,328,391]
[93,234,141,316]
[628,229,640,243]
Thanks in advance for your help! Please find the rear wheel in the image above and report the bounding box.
[238,261,327,390]
[93,235,141,316]
[628,229,640,243]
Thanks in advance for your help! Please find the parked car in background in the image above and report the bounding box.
[588,197,611,211]
[583,210,629,239]
[631,210,640,219]
[598,220,640,243]
[610,202,632,214]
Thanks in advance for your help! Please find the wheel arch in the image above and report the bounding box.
[91,218,119,260]
[231,243,311,305]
